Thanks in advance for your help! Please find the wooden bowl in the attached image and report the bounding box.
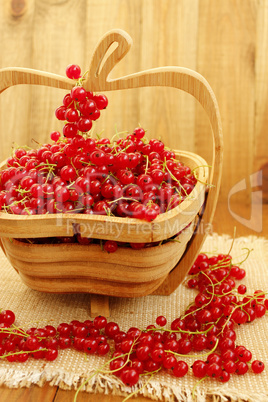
[0,222,195,298]
[0,149,207,298]
[0,29,223,297]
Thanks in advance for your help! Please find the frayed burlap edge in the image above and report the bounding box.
[0,368,268,402]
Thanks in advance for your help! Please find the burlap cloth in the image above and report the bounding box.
[0,234,268,401]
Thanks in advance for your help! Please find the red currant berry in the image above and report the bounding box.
[120,367,139,386]
[251,360,265,374]
[155,315,167,327]
[172,360,188,377]
[84,338,98,354]
[50,131,61,142]
[55,106,66,120]
[93,316,107,329]
[93,94,108,110]
[105,322,120,339]
[236,361,249,375]
[133,127,145,139]
[0,310,15,326]
[71,86,87,102]
[66,64,81,79]
[104,240,118,253]
[192,360,207,378]
[45,348,58,361]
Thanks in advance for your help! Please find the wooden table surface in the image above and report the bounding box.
[1,201,267,402]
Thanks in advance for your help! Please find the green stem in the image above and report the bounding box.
[122,369,161,402]
[192,376,207,401]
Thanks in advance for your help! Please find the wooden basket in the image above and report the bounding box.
[0,29,223,301]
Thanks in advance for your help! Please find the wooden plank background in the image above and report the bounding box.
[0,0,267,205]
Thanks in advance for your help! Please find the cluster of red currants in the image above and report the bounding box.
[0,252,266,387]
[184,252,266,381]
[0,130,196,220]
[55,64,108,138]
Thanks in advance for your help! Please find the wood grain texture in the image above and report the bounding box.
[0,0,35,163]
[196,0,256,203]
[0,0,267,206]
[90,294,110,317]
[139,0,199,153]
[0,383,57,402]
[29,0,88,146]
[255,0,268,181]
[84,0,143,135]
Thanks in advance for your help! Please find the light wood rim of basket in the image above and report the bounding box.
[0,29,223,295]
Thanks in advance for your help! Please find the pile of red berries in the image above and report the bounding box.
[0,252,266,389]
[0,64,197,221]
[0,131,196,220]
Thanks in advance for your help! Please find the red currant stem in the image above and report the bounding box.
[25,239,34,244]
[121,371,159,402]
[79,69,89,81]
[66,181,76,189]
[103,206,115,217]
[167,338,219,359]
[206,289,233,299]
[225,227,236,255]
[145,322,215,336]
[166,238,181,244]
[218,295,262,335]
[70,160,79,175]
[119,142,134,154]
[181,272,215,320]
[81,160,96,167]
[12,143,32,152]
[10,324,29,337]
[100,239,104,251]
[36,161,57,170]
[0,347,47,359]
[144,155,149,175]
[192,164,212,172]
[101,342,138,375]
[107,197,139,205]
[241,307,251,321]
[0,328,28,338]
[140,367,162,377]
[74,343,138,402]
[76,70,92,86]
[95,132,102,140]
[208,259,232,273]
[192,164,213,186]
[233,290,267,299]
[192,376,207,402]
[102,173,118,184]
[110,129,129,144]
[234,247,253,265]
[164,162,189,197]
[17,187,30,195]
[209,272,232,289]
